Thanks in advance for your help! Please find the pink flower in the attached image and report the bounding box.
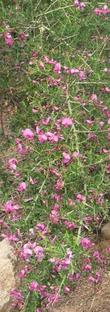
[52,204,60,211]
[35,223,47,233]
[80,237,93,250]
[29,282,47,298]
[49,249,73,272]
[93,251,102,263]
[61,117,73,127]
[39,61,45,69]
[69,68,79,75]
[90,93,98,102]
[96,193,104,205]
[94,5,110,15]
[18,266,29,279]
[46,131,59,143]
[74,0,86,10]
[88,132,97,141]
[54,62,61,74]
[101,87,110,93]
[41,117,51,125]
[47,76,61,87]
[10,289,23,300]
[10,289,24,309]
[99,121,104,128]
[34,246,45,262]
[86,119,94,127]
[83,215,93,224]
[72,151,80,159]
[4,200,19,213]
[18,32,28,41]
[76,193,86,202]
[55,179,64,191]
[67,198,75,206]
[43,55,56,65]
[62,152,71,164]
[4,32,14,47]
[37,284,47,297]
[106,164,110,173]
[83,264,92,272]
[79,70,86,80]
[50,168,61,177]
[49,210,60,224]
[36,309,43,312]
[64,286,70,294]
[2,233,19,242]
[88,275,96,283]
[32,51,38,57]
[38,133,47,143]
[29,176,36,185]
[89,272,101,284]
[95,272,101,283]
[22,128,34,140]
[51,193,61,201]
[64,220,76,230]
[68,272,80,281]
[20,243,33,260]
[15,139,28,155]
[35,223,46,232]
[29,281,39,292]
[32,108,38,113]
[7,158,18,171]
[46,291,60,306]
[17,182,27,192]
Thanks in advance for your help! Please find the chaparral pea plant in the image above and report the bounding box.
[1,0,110,311]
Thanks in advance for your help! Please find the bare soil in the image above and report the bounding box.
[49,273,110,312]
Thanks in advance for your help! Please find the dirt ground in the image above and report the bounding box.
[49,273,110,312]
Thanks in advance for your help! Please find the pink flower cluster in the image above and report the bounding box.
[68,272,80,281]
[55,178,64,191]
[76,193,86,202]
[63,220,76,230]
[7,158,18,171]
[20,242,45,262]
[89,272,101,284]
[80,237,93,250]
[17,182,27,192]
[43,55,86,80]
[49,204,60,224]
[36,127,63,144]
[54,62,61,74]
[18,265,29,279]
[4,31,28,47]
[35,223,47,236]
[49,249,73,272]
[2,232,19,242]
[60,117,73,127]
[93,251,103,264]
[29,282,60,307]
[10,289,24,309]
[15,138,29,155]
[94,5,110,15]
[18,32,28,41]
[4,200,19,213]
[22,128,34,140]
[4,32,14,47]
[74,0,86,10]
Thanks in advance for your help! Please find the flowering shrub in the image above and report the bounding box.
[1,1,110,311]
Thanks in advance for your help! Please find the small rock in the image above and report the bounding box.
[0,239,16,312]
[101,222,110,240]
